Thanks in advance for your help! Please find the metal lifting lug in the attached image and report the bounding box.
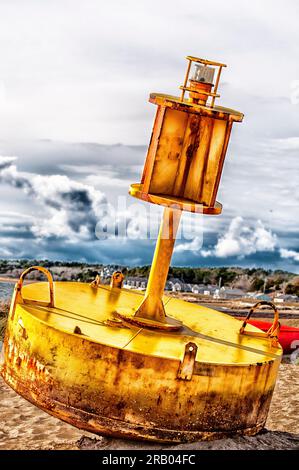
[177,342,198,381]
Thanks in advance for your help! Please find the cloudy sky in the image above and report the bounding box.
[0,0,298,271]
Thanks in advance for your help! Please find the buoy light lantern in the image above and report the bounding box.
[117,56,243,330]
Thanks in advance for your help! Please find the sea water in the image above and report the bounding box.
[0,283,14,300]
[0,283,13,351]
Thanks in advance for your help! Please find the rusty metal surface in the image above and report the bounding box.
[177,342,198,380]
[110,271,124,289]
[149,93,244,121]
[139,57,242,209]
[124,207,182,329]
[143,106,235,208]
[129,184,223,215]
[0,282,282,443]
[240,301,280,348]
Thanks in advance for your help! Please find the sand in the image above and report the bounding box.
[0,378,87,450]
[0,363,298,450]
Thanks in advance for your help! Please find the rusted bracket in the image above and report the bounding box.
[240,301,280,348]
[177,342,198,381]
[11,266,55,320]
[110,271,124,288]
[90,274,101,288]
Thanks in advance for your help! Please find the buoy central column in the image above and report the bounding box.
[116,207,183,330]
[134,207,181,324]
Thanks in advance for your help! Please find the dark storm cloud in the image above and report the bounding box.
[61,189,92,208]
[0,141,146,177]
[4,237,155,266]
[0,157,110,241]
[0,227,34,240]
[0,144,298,271]
[0,168,32,192]
[0,157,16,171]
[173,248,294,271]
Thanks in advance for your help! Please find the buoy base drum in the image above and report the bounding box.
[1,278,282,443]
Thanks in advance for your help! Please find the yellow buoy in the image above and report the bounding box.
[0,56,282,443]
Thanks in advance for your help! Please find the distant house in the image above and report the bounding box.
[124,277,147,290]
[216,287,245,300]
[100,265,119,278]
[165,281,174,291]
[167,278,184,292]
[191,284,202,294]
[255,293,272,302]
[124,277,228,296]
[166,279,198,293]
[184,283,193,293]
[274,294,299,303]
[171,281,184,292]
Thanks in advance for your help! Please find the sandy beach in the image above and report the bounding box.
[0,363,298,450]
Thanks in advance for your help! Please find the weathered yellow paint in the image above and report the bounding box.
[149,93,243,121]
[118,207,183,330]
[143,104,240,208]
[1,280,282,442]
[129,183,223,214]
[2,281,283,361]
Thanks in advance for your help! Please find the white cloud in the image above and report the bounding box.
[175,237,203,253]
[280,248,299,262]
[201,216,277,258]
[217,217,276,257]
[269,137,299,151]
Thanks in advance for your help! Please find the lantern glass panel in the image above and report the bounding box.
[192,65,215,84]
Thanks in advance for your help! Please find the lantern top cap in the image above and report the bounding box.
[180,55,228,107]
[186,56,227,68]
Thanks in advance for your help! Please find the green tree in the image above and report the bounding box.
[250,277,265,292]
